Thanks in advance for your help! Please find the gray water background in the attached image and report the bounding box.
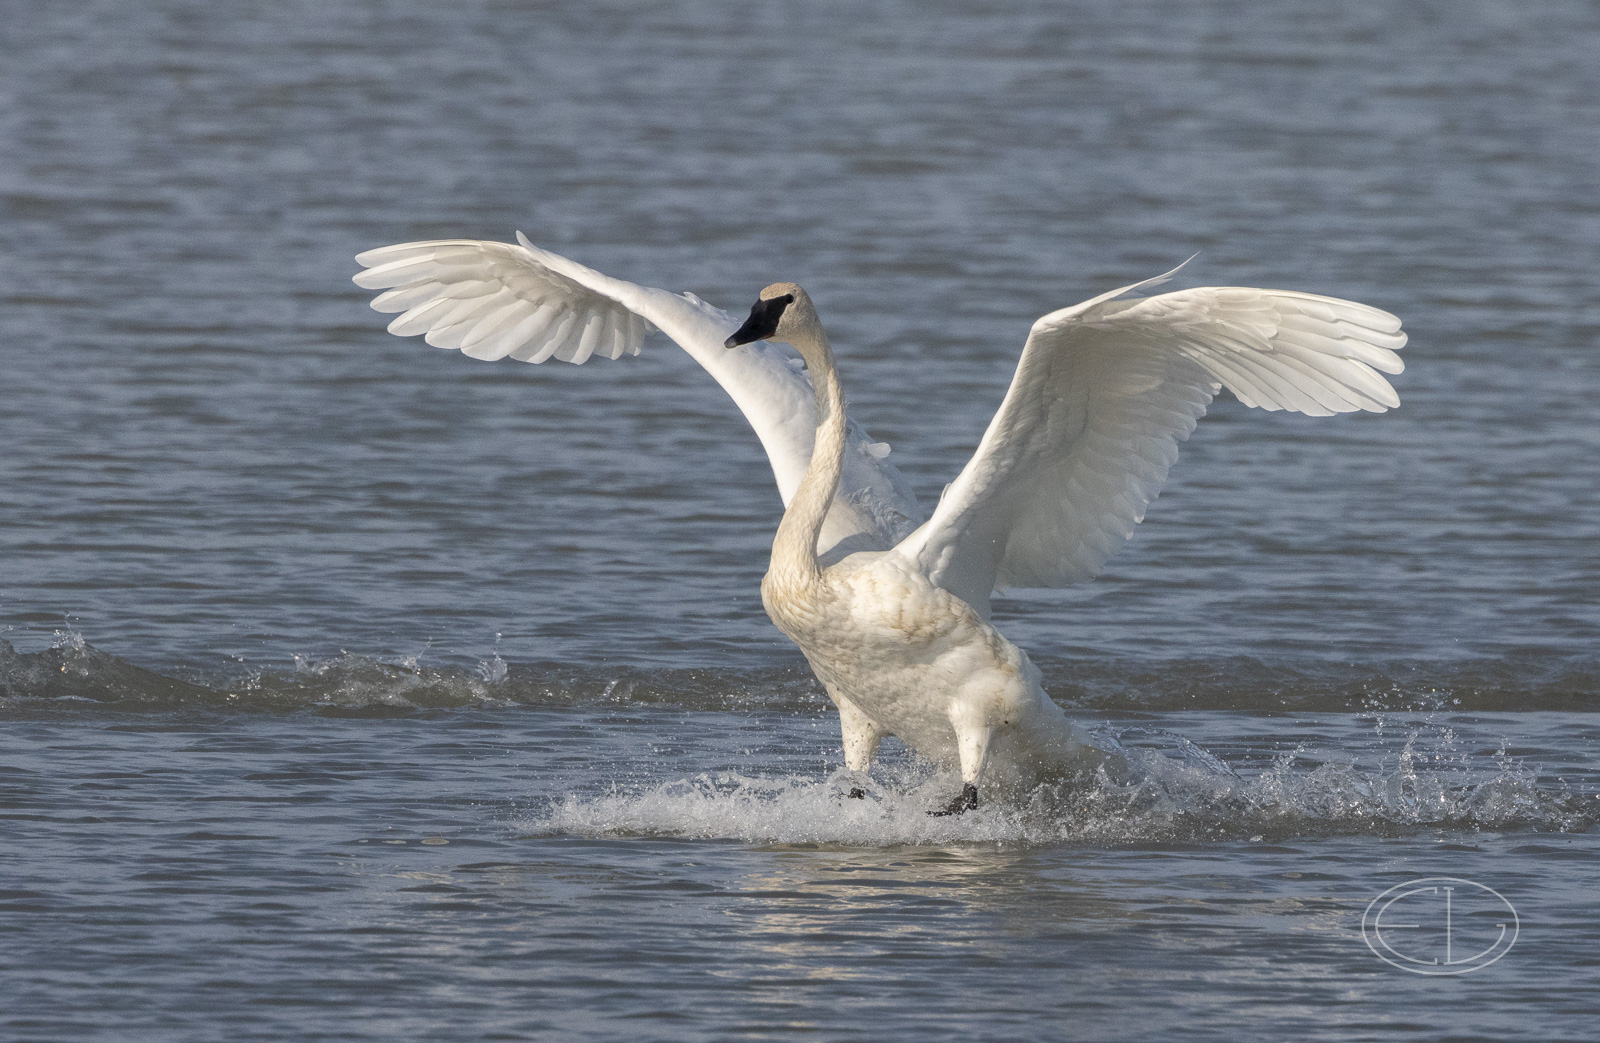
[3,1,1600,1040]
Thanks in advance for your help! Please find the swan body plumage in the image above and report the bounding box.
[354,235,1406,808]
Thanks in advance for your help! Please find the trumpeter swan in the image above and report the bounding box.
[354,236,1406,813]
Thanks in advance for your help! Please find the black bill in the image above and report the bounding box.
[724,293,794,348]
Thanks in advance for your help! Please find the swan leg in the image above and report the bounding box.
[930,783,979,817]
[932,709,993,816]
[953,720,994,786]
[836,695,885,773]
[834,695,884,800]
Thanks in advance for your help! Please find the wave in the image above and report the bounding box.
[2,632,1598,715]
[4,631,1599,716]
[0,633,825,715]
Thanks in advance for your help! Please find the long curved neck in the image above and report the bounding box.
[769,326,847,589]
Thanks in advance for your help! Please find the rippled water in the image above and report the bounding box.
[4,0,1599,1039]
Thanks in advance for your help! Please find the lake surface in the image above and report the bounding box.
[3,1,1599,1039]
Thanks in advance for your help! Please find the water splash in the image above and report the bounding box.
[478,633,509,685]
[525,730,1597,848]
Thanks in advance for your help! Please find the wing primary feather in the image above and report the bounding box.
[353,251,489,289]
[1271,324,1406,376]
[1270,340,1400,409]
[427,294,501,331]
[506,304,566,362]
[1215,342,1344,414]
[460,299,539,357]
[371,281,448,313]
[535,309,583,363]
[387,297,453,337]
[354,240,485,268]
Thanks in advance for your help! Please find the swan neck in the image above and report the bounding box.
[770,324,846,588]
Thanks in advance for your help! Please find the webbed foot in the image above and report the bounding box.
[929,783,979,817]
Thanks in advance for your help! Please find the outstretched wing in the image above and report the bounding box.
[355,236,655,364]
[893,265,1406,617]
[353,235,922,557]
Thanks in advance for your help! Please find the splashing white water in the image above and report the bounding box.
[525,728,1594,847]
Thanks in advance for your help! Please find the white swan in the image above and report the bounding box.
[353,236,1406,813]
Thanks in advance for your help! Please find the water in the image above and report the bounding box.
[3,0,1599,1039]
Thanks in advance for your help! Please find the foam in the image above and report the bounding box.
[523,733,1597,847]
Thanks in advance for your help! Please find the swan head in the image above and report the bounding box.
[724,283,818,349]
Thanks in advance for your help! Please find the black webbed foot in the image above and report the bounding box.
[928,783,979,817]
[847,787,866,800]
